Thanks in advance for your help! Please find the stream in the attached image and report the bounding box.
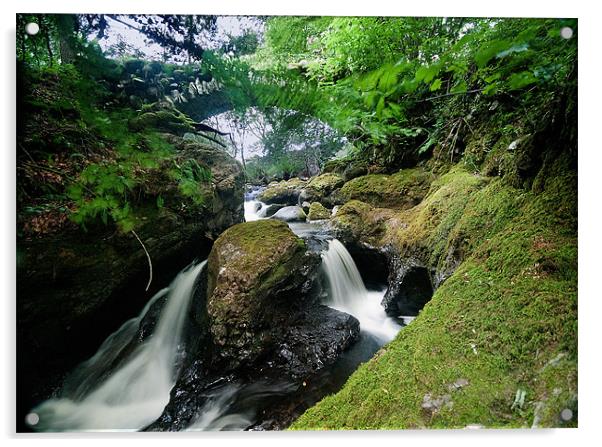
[27,190,406,432]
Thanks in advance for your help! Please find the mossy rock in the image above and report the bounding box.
[258,178,307,205]
[307,202,331,221]
[207,220,316,368]
[339,168,435,209]
[293,160,577,430]
[129,110,197,136]
[306,173,345,197]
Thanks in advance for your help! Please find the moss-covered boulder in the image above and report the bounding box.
[258,178,307,205]
[338,168,434,209]
[300,173,345,205]
[307,202,331,221]
[206,220,319,367]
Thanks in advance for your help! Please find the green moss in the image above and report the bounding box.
[292,160,576,430]
[307,202,331,221]
[258,177,306,204]
[339,168,434,209]
[306,173,345,195]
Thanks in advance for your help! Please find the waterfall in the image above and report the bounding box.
[28,261,206,432]
[321,239,400,343]
[244,200,262,222]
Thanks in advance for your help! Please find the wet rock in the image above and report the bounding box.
[382,262,434,316]
[206,220,319,368]
[271,305,359,379]
[258,203,286,218]
[301,201,311,214]
[271,206,307,223]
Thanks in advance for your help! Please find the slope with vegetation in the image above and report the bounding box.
[16,13,577,430]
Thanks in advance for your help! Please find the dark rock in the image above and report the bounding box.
[382,261,434,316]
[270,305,359,379]
[343,164,368,182]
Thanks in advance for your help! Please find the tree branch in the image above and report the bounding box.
[131,229,153,291]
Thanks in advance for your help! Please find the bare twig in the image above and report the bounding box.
[131,229,153,291]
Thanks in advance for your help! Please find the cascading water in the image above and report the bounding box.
[321,239,400,343]
[28,261,206,432]
[244,200,262,222]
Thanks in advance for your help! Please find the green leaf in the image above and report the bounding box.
[376,96,386,118]
[429,78,443,92]
[474,40,511,68]
[450,79,468,93]
[415,64,441,84]
[507,71,538,90]
[156,195,164,208]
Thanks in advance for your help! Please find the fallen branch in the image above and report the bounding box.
[131,229,153,291]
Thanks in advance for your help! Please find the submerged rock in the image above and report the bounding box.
[307,202,331,221]
[270,206,307,222]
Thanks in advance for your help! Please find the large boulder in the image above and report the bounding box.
[307,202,331,221]
[338,168,434,209]
[258,178,307,205]
[271,206,307,222]
[206,220,319,368]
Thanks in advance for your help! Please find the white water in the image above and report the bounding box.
[322,239,401,343]
[28,261,206,432]
[244,200,262,221]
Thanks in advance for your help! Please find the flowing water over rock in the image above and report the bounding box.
[28,193,405,432]
[321,239,401,343]
[28,262,206,432]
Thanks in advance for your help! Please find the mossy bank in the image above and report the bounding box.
[291,145,577,430]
